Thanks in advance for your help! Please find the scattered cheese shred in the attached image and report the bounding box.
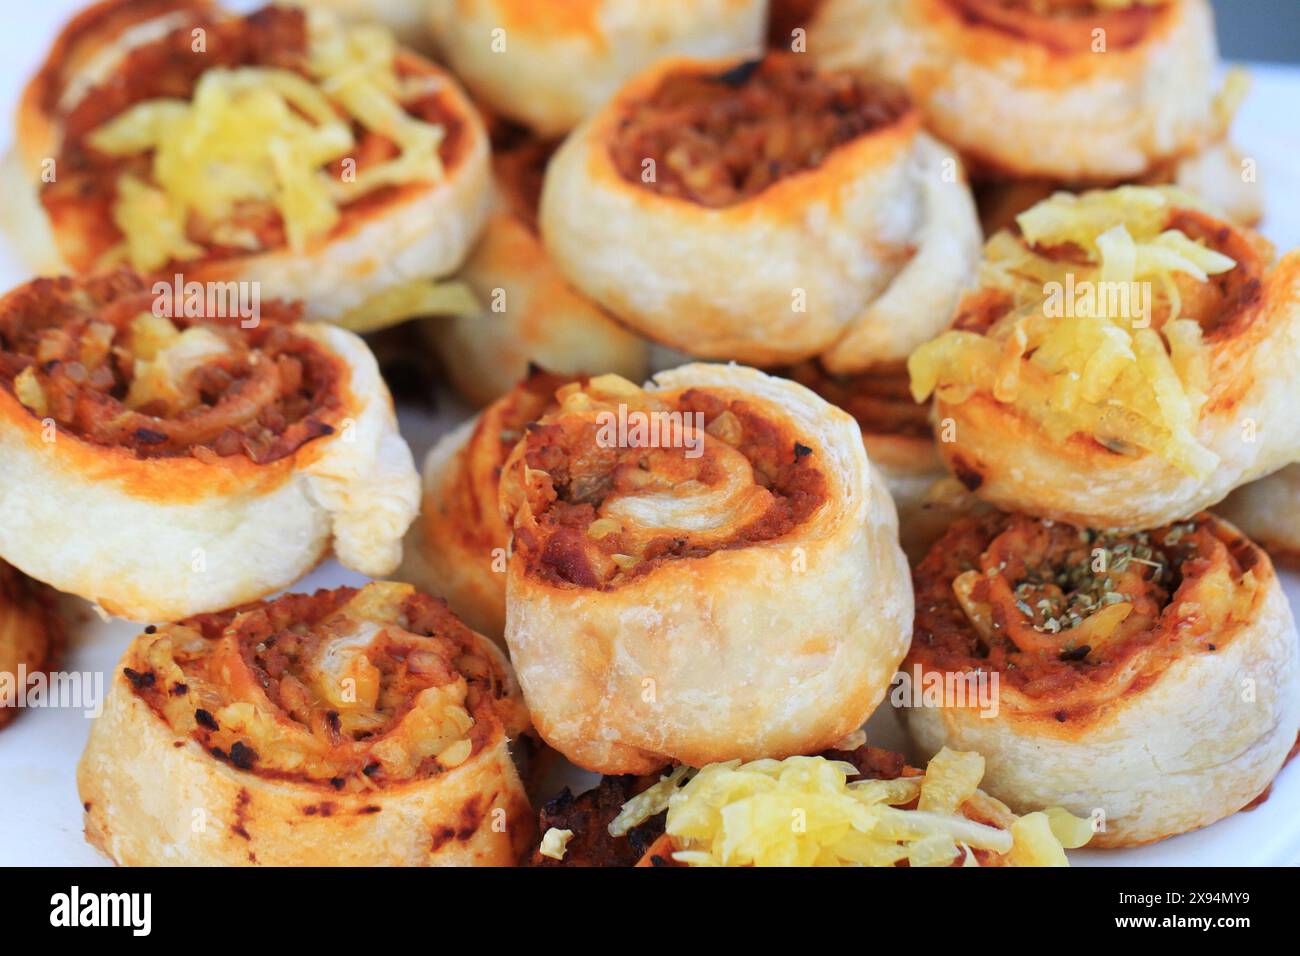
[85,9,446,272]
[539,827,575,861]
[612,748,1092,867]
[909,187,1237,477]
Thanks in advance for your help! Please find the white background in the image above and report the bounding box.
[0,0,1298,866]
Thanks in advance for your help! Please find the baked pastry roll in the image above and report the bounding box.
[808,0,1250,198]
[401,370,566,641]
[498,364,913,775]
[540,54,981,371]
[902,511,1300,847]
[6,1,489,329]
[0,271,419,621]
[533,745,1093,866]
[1217,465,1300,570]
[0,560,64,731]
[426,134,647,407]
[311,0,432,51]
[909,186,1300,530]
[426,0,767,137]
[787,361,974,561]
[78,581,534,866]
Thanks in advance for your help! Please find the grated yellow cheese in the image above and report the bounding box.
[611,748,1091,867]
[539,827,575,861]
[85,9,446,272]
[910,187,1236,477]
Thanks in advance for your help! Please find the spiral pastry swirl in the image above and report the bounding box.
[903,510,1300,846]
[499,364,912,774]
[78,581,534,865]
[909,186,1300,529]
[0,270,418,620]
[540,54,980,371]
[401,370,566,640]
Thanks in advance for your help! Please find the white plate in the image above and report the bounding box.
[0,1,1298,866]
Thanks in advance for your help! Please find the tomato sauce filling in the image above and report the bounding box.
[40,4,468,271]
[0,271,341,463]
[909,511,1260,718]
[609,56,911,207]
[946,0,1162,52]
[123,585,518,790]
[510,386,828,589]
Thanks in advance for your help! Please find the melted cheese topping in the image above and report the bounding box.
[86,9,446,272]
[610,749,1092,867]
[909,187,1237,477]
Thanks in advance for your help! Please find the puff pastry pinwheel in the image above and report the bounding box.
[787,361,974,561]
[78,581,534,866]
[1217,465,1300,571]
[426,135,647,407]
[5,1,489,330]
[909,186,1300,530]
[902,510,1300,847]
[497,364,913,775]
[0,271,419,622]
[807,0,1259,223]
[540,54,981,372]
[533,745,1093,867]
[427,0,767,138]
[401,370,566,641]
[311,0,432,51]
[0,560,64,731]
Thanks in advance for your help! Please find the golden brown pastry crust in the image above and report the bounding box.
[901,511,1300,846]
[0,272,419,621]
[5,0,490,325]
[810,0,1227,183]
[426,0,767,137]
[426,136,647,407]
[499,364,913,775]
[400,371,567,641]
[786,362,974,561]
[1216,464,1300,571]
[916,196,1300,530]
[78,582,534,865]
[0,561,64,731]
[540,55,980,371]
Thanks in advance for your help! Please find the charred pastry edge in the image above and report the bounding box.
[926,207,1300,531]
[426,139,648,408]
[0,272,419,622]
[426,0,768,138]
[809,0,1228,184]
[0,561,65,731]
[540,53,980,369]
[5,0,491,325]
[77,586,535,866]
[901,511,1300,847]
[500,363,912,775]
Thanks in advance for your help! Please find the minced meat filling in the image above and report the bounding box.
[609,56,910,207]
[910,511,1254,708]
[0,271,341,462]
[41,4,466,267]
[123,586,512,789]
[513,387,828,589]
